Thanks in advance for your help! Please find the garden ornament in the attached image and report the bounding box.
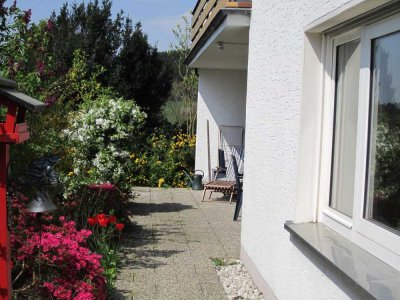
[0,77,46,300]
[20,155,60,186]
[27,191,57,213]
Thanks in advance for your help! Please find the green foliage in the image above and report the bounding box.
[87,213,125,291]
[371,104,400,230]
[0,6,56,98]
[136,131,196,188]
[211,257,226,266]
[49,0,124,77]
[163,16,198,135]
[49,1,172,122]
[48,49,115,106]
[10,50,113,176]
[63,95,146,195]
[111,22,172,119]
[211,257,238,267]
[0,1,196,297]
[375,104,400,198]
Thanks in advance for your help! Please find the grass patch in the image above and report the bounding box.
[211,257,239,267]
[211,257,226,266]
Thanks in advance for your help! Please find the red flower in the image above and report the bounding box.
[87,183,116,191]
[98,219,108,227]
[97,214,108,227]
[87,218,96,226]
[108,215,116,224]
[115,223,124,231]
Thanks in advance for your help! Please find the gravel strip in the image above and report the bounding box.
[213,259,265,300]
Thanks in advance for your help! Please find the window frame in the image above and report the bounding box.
[318,13,400,270]
[319,28,361,230]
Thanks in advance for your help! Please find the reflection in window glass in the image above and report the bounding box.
[330,40,360,217]
[367,31,400,232]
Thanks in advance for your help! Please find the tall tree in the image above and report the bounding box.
[49,1,172,121]
[49,0,123,77]
[111,21,172,120]
[162,17,198,136]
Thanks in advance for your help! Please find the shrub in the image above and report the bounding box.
[62,96,146,195]
[10,193,106,299]
[59,183,130,231]
[141,133,196,187]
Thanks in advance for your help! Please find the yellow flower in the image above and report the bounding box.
[130,153,135,159]
[158,178,165,188]
[87,169,94,174]
[156,160,162,165]
[68,171,74,177]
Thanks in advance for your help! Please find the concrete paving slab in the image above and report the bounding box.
[114,188,241,299]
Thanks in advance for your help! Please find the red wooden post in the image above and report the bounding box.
[0,77,45,298]
[0,144,11,300]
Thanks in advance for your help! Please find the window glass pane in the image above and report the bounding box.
[367,31,400,232]
[330,40,360,217]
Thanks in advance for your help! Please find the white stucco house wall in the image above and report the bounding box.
[187,0,400,299]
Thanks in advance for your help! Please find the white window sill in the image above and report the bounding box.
[284,222,400,299]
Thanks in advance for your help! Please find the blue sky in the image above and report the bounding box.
[7,0,194,51]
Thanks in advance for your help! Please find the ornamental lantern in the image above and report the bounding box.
[21,155,60,213]
[0,77,46,300]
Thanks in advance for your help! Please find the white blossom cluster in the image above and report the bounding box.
[63,96,146,192]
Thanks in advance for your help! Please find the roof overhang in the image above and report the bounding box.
[0,78,46,112]
[185,8,251,70]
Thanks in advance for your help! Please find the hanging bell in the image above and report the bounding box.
[27,191,57,213]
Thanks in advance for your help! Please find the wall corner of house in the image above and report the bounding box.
[240,246,278,300]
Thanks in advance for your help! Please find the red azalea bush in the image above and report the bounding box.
[11,193,107,299]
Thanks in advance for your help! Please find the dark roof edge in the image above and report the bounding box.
[0,76,46,112]
[0,78,17,89]
[0,88,46,112]
[184,8,251,66]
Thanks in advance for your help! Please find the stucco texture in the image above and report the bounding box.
[241,0,369,299]
[195,69,247,181]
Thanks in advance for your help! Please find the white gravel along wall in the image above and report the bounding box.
[213,259,264,300]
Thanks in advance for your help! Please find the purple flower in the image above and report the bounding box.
[22,9,31,24]
[36,60,45,75]
[45,19,54,32]
[45,95,57,107]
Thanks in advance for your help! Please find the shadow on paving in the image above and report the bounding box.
[110,289,130,300]
[118,218,187,270]
[118,247,185,269]
[112,188,241,299]
[128,201,194,216]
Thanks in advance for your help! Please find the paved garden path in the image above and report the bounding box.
[112,187,241,300]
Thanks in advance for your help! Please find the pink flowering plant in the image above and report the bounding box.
[10,192,107,299]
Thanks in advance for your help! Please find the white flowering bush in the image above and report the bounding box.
[63,95,146,194]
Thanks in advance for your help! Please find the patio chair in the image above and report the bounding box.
[213,148,227,180]
[202,155,241,203]
[232,155,243,221]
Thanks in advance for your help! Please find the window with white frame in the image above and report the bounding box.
[320,12,400,269]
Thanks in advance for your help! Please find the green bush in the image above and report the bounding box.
[141,133,196,187]
[62,95,146,195]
